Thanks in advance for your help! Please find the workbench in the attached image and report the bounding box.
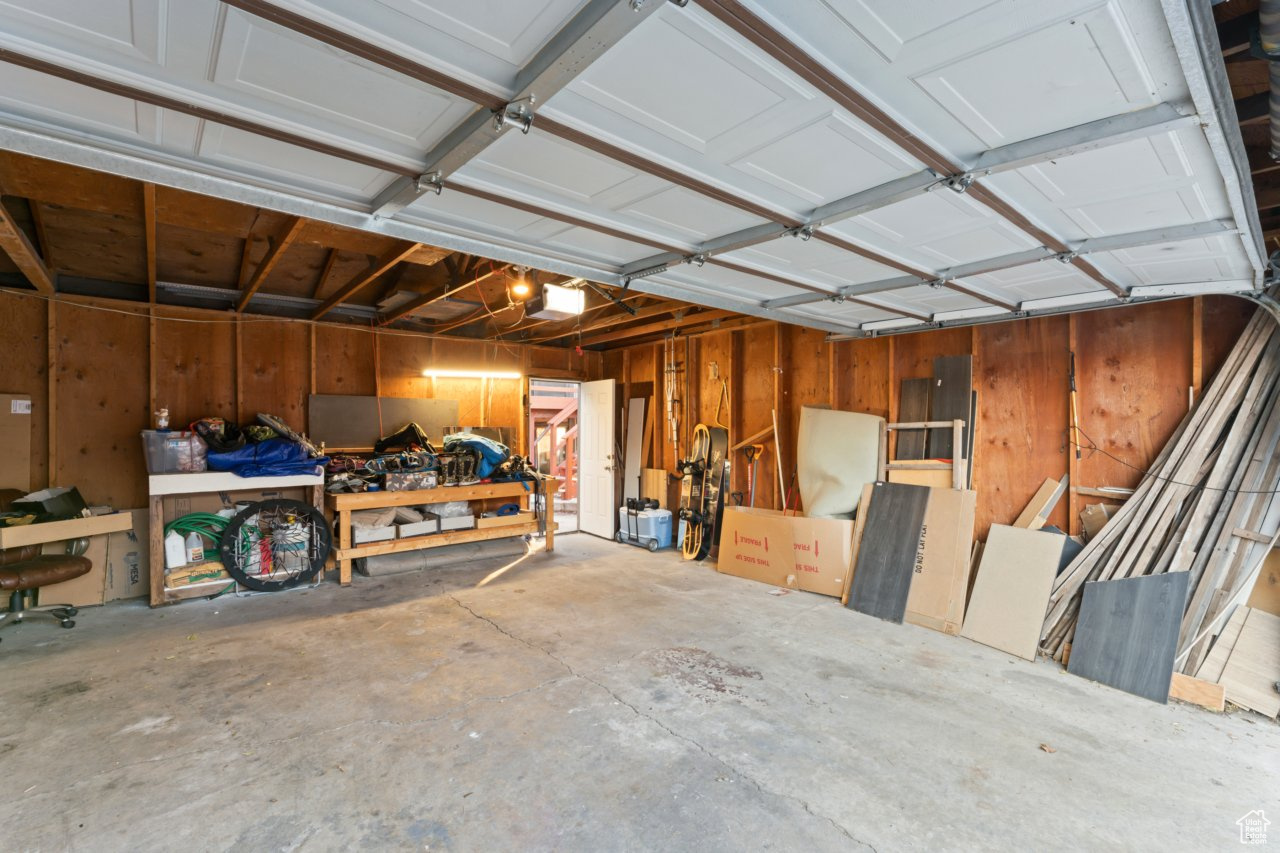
[328,478,555,585]
[148,471,325,606]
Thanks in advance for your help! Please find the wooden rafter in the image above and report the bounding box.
[236,215,304,312]
[526,299,688,344]
[0,197,54,293]
[142,183,157,302]
[379,261,507,325]
[313,242,420,320]
[578,309,734,347]
[495,291,648,340]
[310,248,341,299]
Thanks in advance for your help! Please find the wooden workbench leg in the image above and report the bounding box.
[149,496,165,607]
[338,508,352,585]
[544,486,554,553]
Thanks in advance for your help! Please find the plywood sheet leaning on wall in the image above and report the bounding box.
[904,488,977,635]
[846,482,929,623]
[796,406,883,519]
[1217,608,1280,718]
[961,524,1061,661]
[928,355,972,459]
[896,378,931,459]
[1245,548,1280,616]
[1067,572,1188,703]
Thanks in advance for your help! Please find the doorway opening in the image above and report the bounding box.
[529,379,580,534]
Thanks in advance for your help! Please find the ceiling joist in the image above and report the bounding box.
[0,197,54,293]
[236,216,304,312]
[314,242,421,320]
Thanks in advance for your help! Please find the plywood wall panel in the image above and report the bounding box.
[154,306,236,428]
[738,324,778,509]
[0,293,49,491]
[1076,301,1192,491]
[973,317,1069,540]
[844,337,890,418]
[1201,295,1255,386]
[53,300,149,508]
[238,319,309,432]
[314,325,376,397]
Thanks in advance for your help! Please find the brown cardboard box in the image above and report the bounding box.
[105,508,149,601]
[39,533,108,607]
[887,468,952,489]
[716,507,797,589]
[904,488,977,635]
[0,393,32,491]
[716,507,854,598]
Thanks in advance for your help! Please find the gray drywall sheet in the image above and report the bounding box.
[308,395,460,448]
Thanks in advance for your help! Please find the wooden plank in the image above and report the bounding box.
[1168,672,1225,712]
[895,378,931,459]
[1196,604,1249,683]
[1067,572,1189,703]
[328,480,543,511]
[334,522,540,560]
[845,481,930,623]
[1218,608,1280,717]
[142,183,157,303]
[0,197,54,292]
[313,242,420,320]
[1013,475,1069,530]
[927,355,972,458]
[235,216,304,311]
[904,488,977,635]
[961,524,1061,660]
[578,309,734,347]
[841,483,875,606]
[0,511,132,549]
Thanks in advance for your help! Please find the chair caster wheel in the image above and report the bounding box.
[60,620,75,629]
[65,608,78,616]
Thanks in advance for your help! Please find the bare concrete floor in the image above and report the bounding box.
[0,534,1276,852]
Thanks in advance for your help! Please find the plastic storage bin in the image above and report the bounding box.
[141,430,208,474]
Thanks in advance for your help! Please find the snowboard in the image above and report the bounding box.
[678,423,729,561]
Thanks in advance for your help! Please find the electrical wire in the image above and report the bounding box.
[1070,426,1280,495]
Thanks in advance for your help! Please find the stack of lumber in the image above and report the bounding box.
[1041,305,1280,684]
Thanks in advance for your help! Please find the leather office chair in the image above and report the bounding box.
[0,489,92,642]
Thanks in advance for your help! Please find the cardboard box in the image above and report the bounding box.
[716,507,797,589]
[439,515,476,532]
[904,488,977,635]
[717,507,855,597]
[38,533,108,607]
[353,525,396,544]
[385,470,437,491]
[397,516,440,538]
[0,392,32,492]
[13,486,88,521]
[105,508,149,601]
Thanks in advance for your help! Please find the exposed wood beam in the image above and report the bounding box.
[601,315,770,349]
[494,291,648,341]
[142,183,157,303]
[236,215,305,312]
[28,201,54,272]
[378,261,506,325]
[314,242,420,320]
[527,300,690,344]
[0,197,54,293]
[0,48,417,178]
[579,309,734,347]
[310,248,340,299]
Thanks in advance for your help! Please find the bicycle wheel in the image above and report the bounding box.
[219,499,332,592]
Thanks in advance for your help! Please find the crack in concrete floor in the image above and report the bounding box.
[447,593,876,851]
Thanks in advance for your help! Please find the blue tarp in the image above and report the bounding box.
[442,433,509,479]
[207,438,326,478]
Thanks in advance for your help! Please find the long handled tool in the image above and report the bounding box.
[743,444,763,507]
[1069,351,1082,459]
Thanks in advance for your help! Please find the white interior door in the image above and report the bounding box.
[579,379,616,539]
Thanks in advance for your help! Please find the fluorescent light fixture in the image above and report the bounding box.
[422,368,522,379]
[527,282,585,320]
